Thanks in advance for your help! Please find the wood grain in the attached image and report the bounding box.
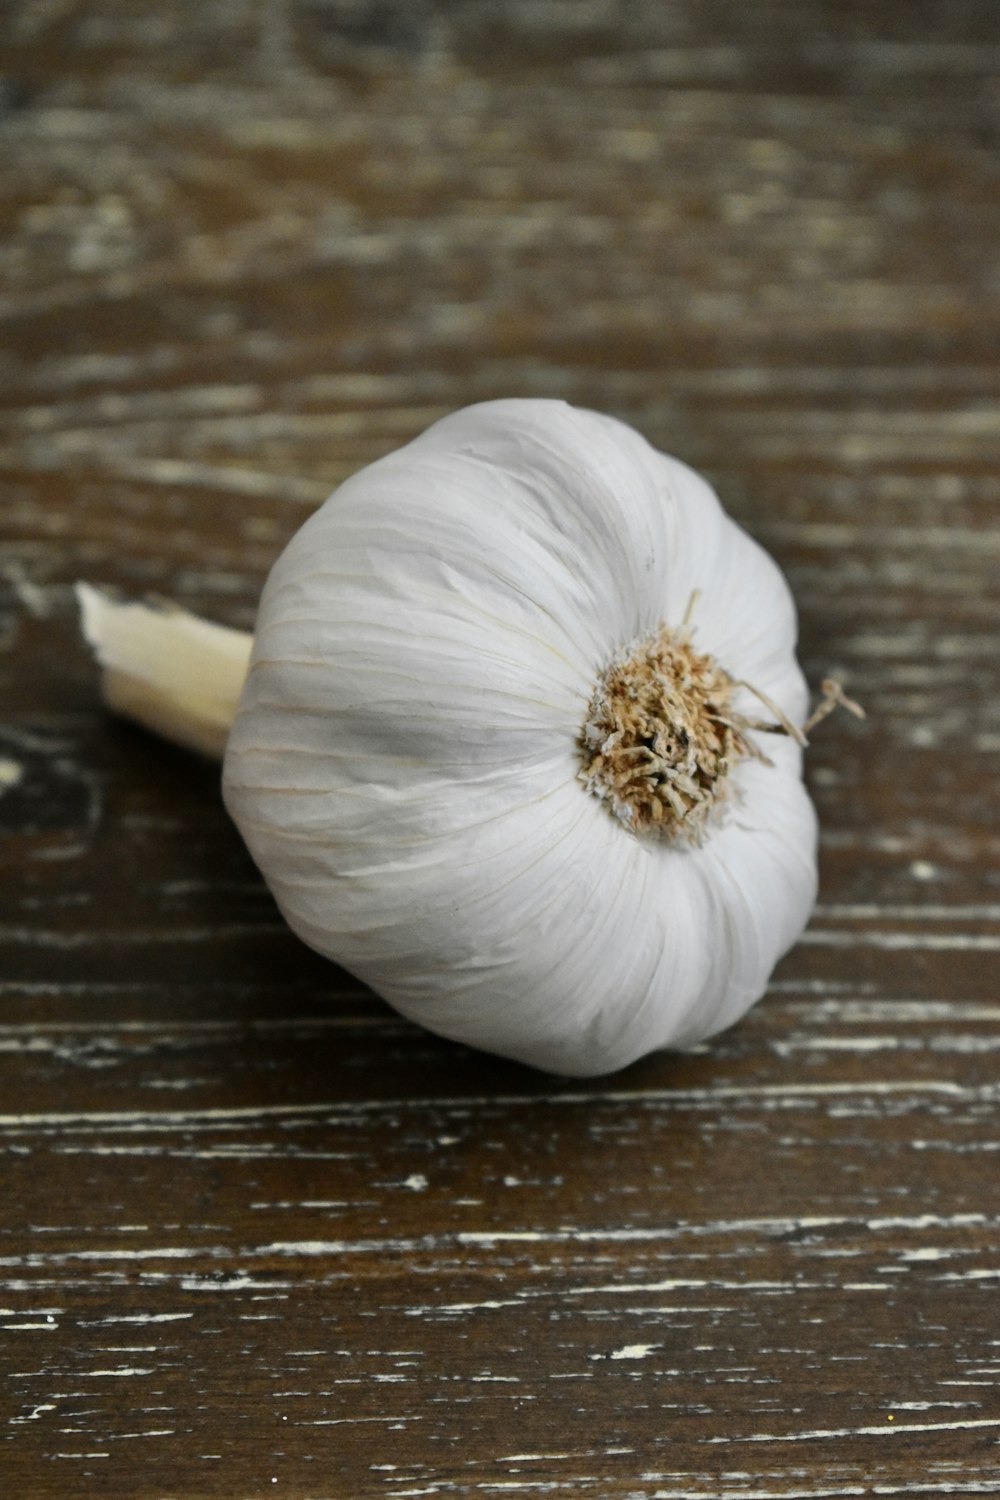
[2,2,999,1495]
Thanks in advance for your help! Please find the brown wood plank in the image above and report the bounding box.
[2,2,998,1495]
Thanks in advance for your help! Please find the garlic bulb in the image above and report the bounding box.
[217,399,820,1076]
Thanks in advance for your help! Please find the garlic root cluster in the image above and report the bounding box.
[79,399,853,1076]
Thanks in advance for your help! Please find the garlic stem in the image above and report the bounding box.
[75,584,252,760]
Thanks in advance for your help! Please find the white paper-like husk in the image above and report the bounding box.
[223,400,817,1075]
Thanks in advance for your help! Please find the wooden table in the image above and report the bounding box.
[2,4,998,1495]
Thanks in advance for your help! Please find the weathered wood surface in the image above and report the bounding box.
[2,2,999,1496]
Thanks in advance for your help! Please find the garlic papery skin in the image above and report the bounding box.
[221,399,818,1077]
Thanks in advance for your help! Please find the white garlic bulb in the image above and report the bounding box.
[221,399,819,1076]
